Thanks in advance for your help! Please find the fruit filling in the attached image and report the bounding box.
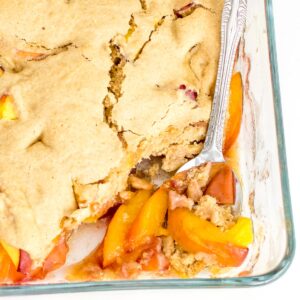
[66,162,252,280]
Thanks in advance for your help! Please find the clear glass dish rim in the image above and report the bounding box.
[0,0,295,296]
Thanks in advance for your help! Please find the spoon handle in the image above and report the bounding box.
[199,0,247,163]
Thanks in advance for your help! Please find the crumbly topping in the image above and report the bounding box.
[164,162,211,195]
[0,0,223,264]
[128,174,153,190]
[168,190,194,210]
[186,163,212,190]
[162,143,203,172]
[162,236,217,277]
[193,195,235,230]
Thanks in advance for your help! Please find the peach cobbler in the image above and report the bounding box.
[0,0,252,283]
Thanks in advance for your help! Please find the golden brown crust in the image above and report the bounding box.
[0,0,223,264]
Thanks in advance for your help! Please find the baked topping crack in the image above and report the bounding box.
[125,15,138,42]
[108,44,126,99]
[134,16,166,62]
[102,16,136,148]
[151,100,178,128]
[15,36,73,52]
[124,129,142,137]
[26,132,50,150]
[140,0,147,10]
[174,1,215,19]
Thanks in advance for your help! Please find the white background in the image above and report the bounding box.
[4,1,300,299]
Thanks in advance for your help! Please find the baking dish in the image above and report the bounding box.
[0,0,295,295]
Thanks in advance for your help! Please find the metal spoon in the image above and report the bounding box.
[177,0,247,211]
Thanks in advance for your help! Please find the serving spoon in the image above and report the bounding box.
[177,0,247,210]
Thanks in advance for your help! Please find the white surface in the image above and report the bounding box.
[5,1,300,299]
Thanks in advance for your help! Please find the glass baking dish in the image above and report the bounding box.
[0,0,295,295]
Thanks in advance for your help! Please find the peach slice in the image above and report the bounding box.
[225,217,254,248]
[205,165,236,204]
[168,208,252,267]
[30,236,69,280]
[224,72,243,153]
[42,236,69,276]
[103,190,152,267]
[18,250,32,275]
[127,188,168,251]
[0,243,24,283]
[0,241,20,268]
[174,2,200,18]
[15,50,47,61]
[0,95,18,120]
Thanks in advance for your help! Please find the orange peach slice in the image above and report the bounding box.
[168,208,252,267]
[0,243,24,283]
[224,72,243,153]
[127,188,168,251]
[103,190,152,267]
[0,241,20,268]
[225,217,254,248]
